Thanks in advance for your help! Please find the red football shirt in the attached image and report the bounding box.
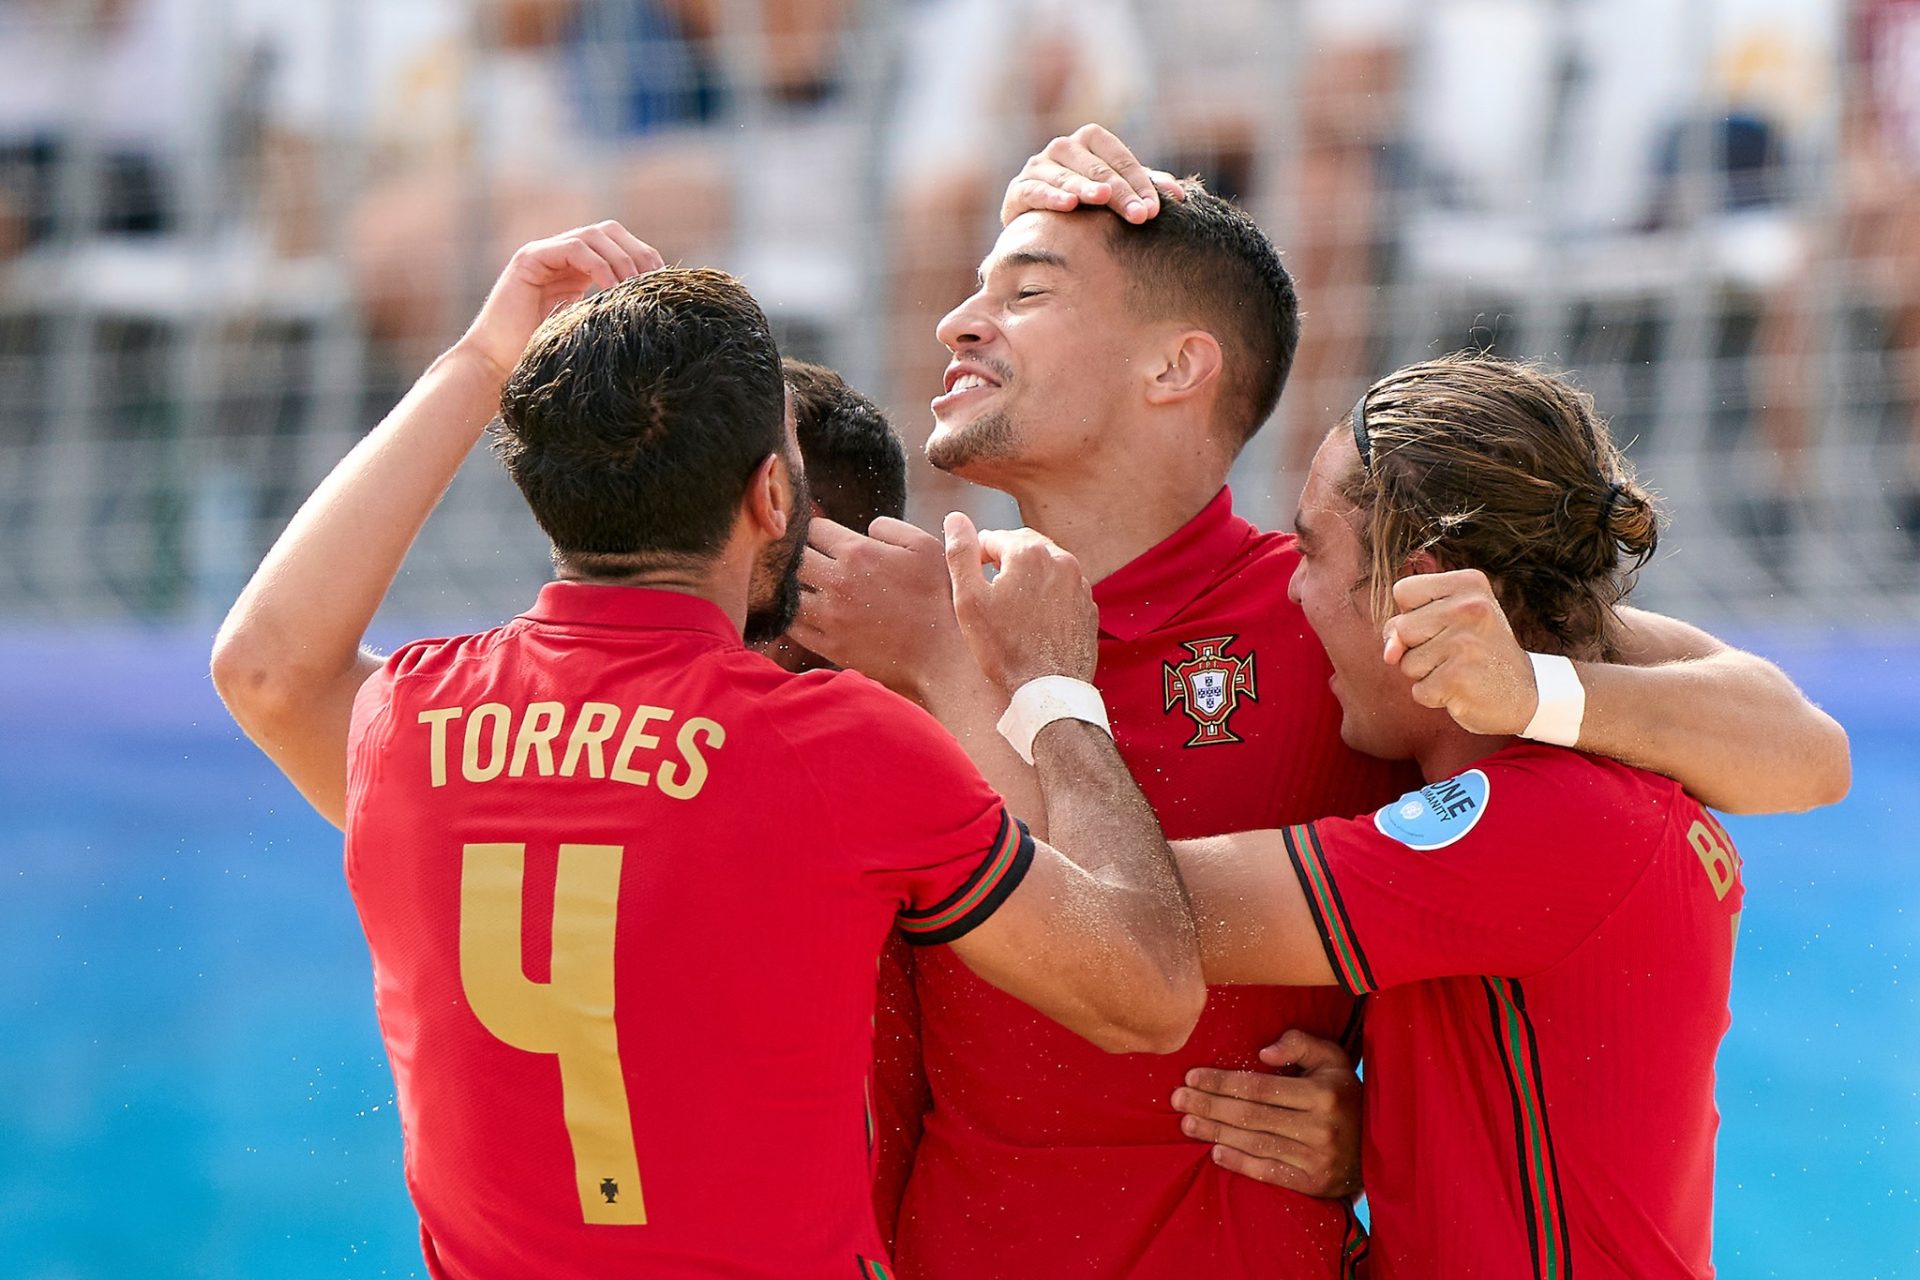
[1285,744,1744,1279]
[888,489,1413,1278]
[344,583,1032,1280]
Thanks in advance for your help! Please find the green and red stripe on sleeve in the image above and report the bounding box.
[898,812,1034,947]
[1283,822,1379,995]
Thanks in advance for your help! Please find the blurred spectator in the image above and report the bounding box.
[251,0,863,372]
[0,0,201,259]
[1758,0,1920,543]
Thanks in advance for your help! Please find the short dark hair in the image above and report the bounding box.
[783,359,907,529]
[493,268,785,575]
[1103,180,1298,447]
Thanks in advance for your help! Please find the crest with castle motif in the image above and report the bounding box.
[1162,635,1258,747]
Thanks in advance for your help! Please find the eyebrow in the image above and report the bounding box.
[1292,509,1314,549]
[977,249,1070,289]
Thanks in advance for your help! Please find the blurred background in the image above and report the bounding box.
[0,0,1913,1276]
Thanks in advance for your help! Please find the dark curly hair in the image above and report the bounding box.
[494,267,786,577]
[783,359,906,530]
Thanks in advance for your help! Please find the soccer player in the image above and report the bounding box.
[759,359,908,674]
[795,128,1848,1277]
[1118,353,1745,1276]
[210,224,1207,1279]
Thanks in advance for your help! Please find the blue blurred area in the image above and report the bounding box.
[0,629,1913,1279]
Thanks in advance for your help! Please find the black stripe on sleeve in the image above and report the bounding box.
[1306,823,1380,993]
[899,813,1035,947]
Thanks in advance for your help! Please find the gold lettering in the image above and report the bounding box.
[657,717,724,800]
[462,703,511,783]
[560,703,622,779]
[1687,819,1738,901]
[417,707,464,788]
[609,706,672,787]
[459,842,644,1224]
[510,702,567,778]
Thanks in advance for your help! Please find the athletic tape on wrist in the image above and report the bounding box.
[996,676,1113,765]
[1520,651,1586,747]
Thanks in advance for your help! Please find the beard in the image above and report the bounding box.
[743,468,812,646]
[926,404,1020,474]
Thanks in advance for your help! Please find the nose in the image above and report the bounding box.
[1287,558,1305,605]
[936,287,994,355]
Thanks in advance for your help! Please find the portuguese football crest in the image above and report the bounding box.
[1162,635,1258,746]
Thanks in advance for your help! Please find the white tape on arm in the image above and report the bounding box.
[995,676,1113,765]
[1520,651,1587,747]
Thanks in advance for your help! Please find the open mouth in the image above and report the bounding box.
[932,362,1005,415]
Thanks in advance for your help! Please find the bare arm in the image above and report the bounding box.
[1172,831,1338,988]
[938,516,1205,1054]
[210,222,662,828]
[1579,607,1850,813]
[1382,571,1850,815]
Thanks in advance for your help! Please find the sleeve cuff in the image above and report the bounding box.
[899,812,1034,947]
[1284,823,1379,995]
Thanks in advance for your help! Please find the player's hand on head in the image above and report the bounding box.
[943,513,1099,693]
[1171,1029,1363,1199]
[790,516,969,696]
[458,221,664,380]
[1383,568,1539,738]
[1000,123,1185,227]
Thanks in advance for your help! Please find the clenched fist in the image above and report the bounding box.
[943,513,1099,694]
[1383,569,1544,738]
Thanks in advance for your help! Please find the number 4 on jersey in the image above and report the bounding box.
[459,842,646,1225]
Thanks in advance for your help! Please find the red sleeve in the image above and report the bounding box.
[343,655,402,819]
[869,934,929,1251]
[1283,751,1665,992]
[798,672,1034,946]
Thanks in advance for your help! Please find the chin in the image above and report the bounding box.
[927,406,1019,476]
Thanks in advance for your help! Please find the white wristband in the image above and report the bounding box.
[1520,652,1586,747]
[996,676,1113,765]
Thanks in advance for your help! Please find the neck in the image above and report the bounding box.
[1413,725,1515,783]
[997,438,1228,584]
[556,559,752,637]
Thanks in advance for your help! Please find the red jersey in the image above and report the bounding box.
[889,489,1412,1278]
[344,583,1032,1280]
[1285,745,1744,1279]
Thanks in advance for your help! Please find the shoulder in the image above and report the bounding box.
[1166,528,1313,645]
[761,668,973,760]
[1220,523,1301,584]
[1359,745,1681,854]
[353,627,510,713]
[380,624,521,684]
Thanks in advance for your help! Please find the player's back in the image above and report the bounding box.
[345,584,1023,1279]
[1296,747,1746,1278]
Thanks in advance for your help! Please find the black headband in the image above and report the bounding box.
[1600,481,1626,530]
[1351,389,1374,473]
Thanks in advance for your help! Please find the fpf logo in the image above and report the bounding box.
[1162,635,1258,746]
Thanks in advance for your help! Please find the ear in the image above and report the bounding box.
[1401,548,1444,579]
[743,452,798,543]
[1143,329,1224,409]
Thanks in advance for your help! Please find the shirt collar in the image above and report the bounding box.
[1092,487,1256,642]
[519,581,742,644]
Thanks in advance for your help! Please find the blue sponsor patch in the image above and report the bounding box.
[1373,769,1491,850]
